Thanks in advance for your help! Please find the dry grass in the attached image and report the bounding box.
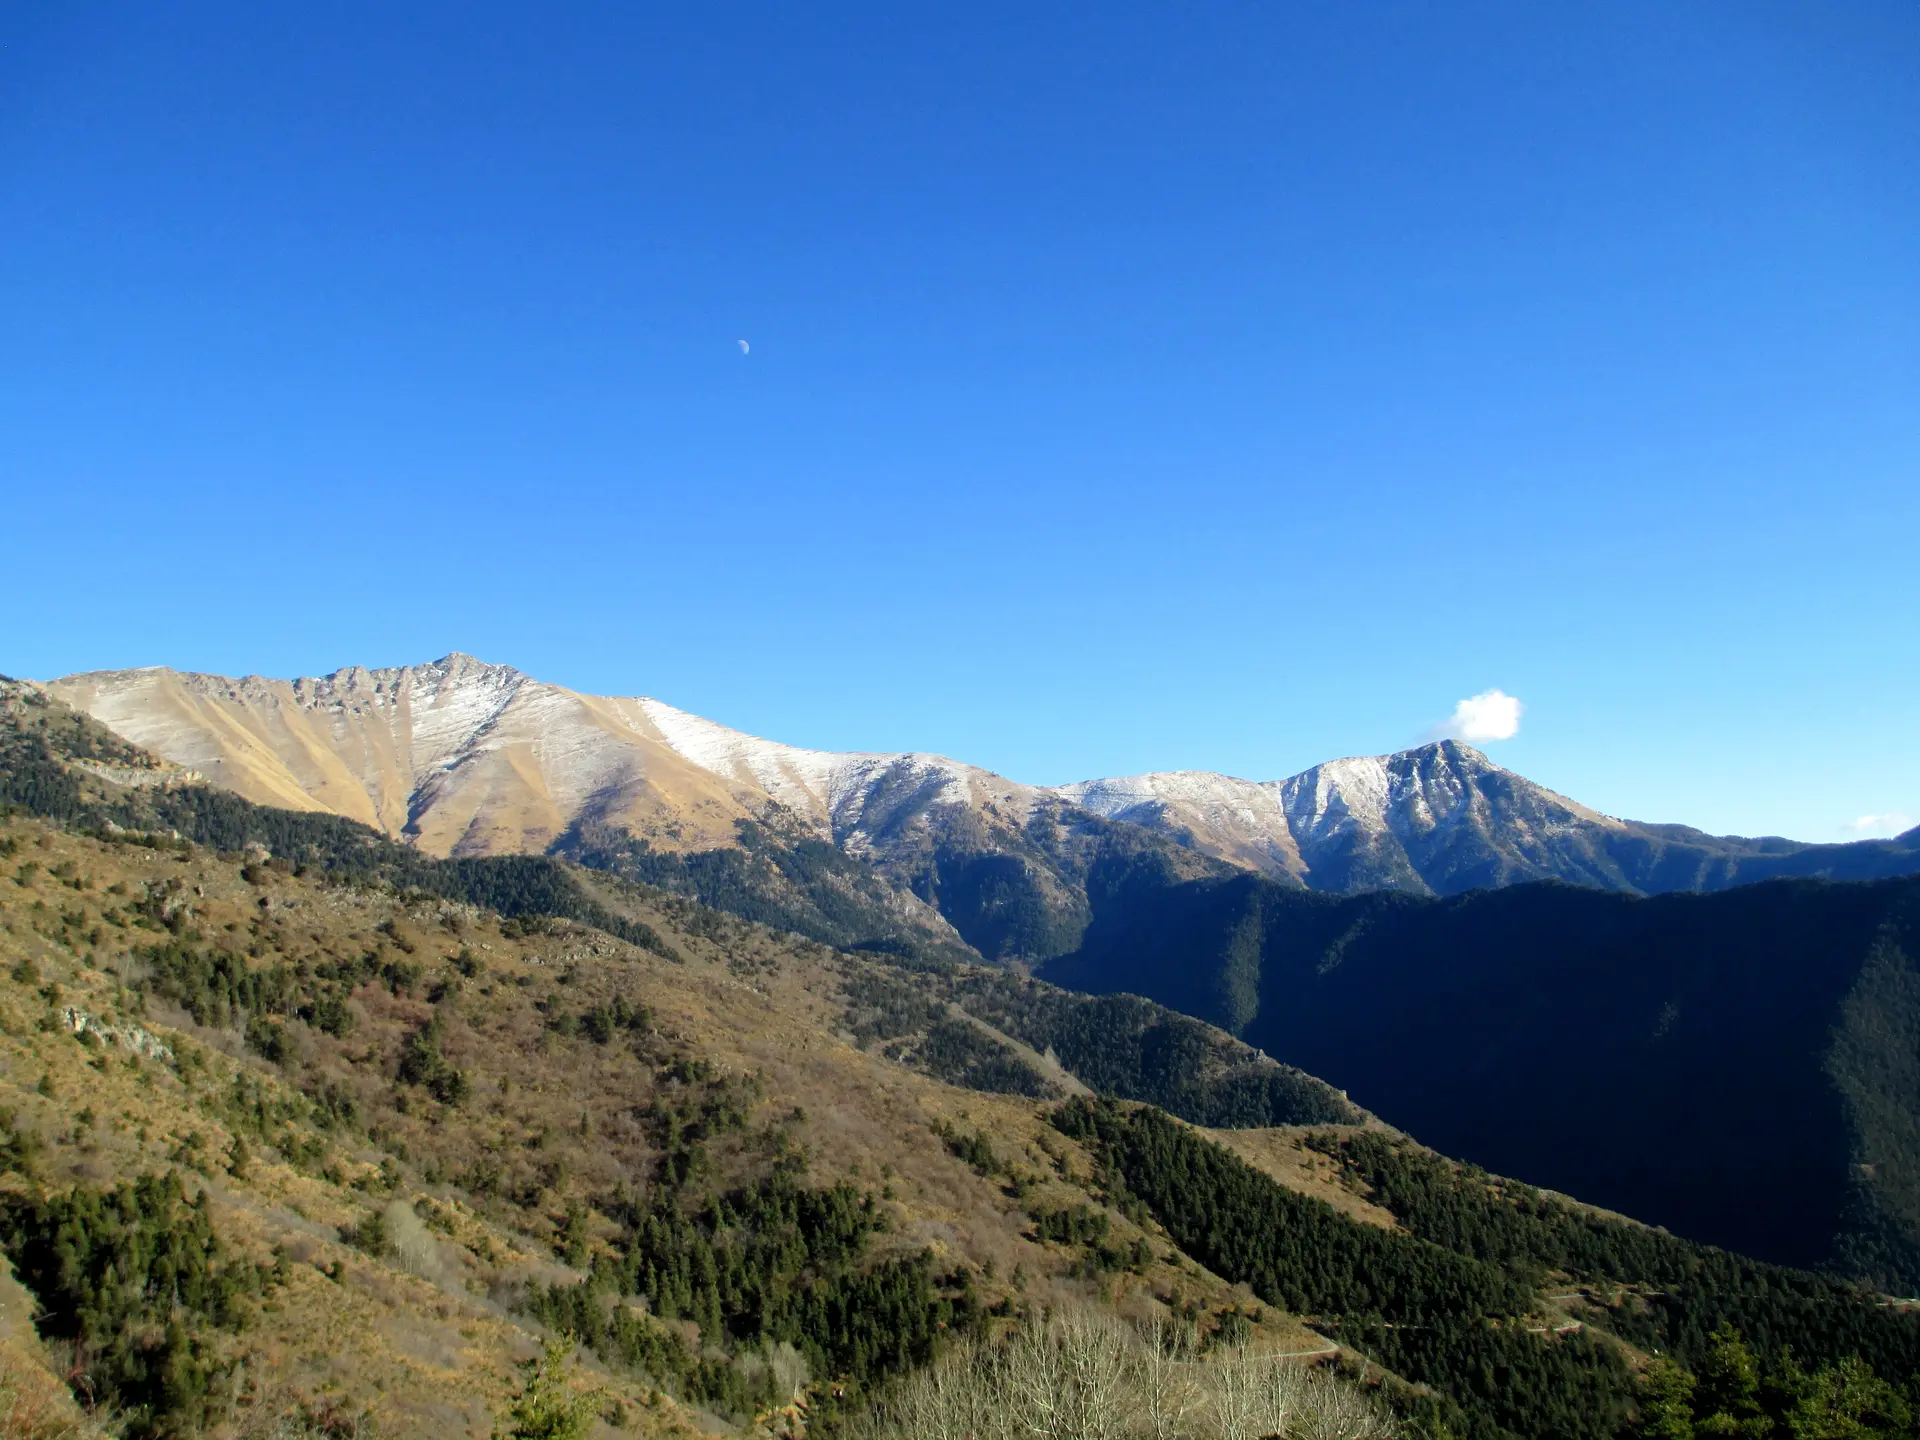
[0,815,1359,1434]
[1201,1129,1402,1233]
[0,1356,94,1440]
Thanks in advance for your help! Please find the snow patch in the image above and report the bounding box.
[636,699,981,833]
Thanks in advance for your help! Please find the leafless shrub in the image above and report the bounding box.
[732,1342,812,1410]
[382,1200,451,1283]
[1136,1317,1200,1440]
[1293,1369,1396,1440]
[854,1312,1395,1440]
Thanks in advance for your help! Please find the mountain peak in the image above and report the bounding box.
[40,653,1920,909]
[314,651,525,686]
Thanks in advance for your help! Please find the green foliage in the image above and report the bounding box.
[298,990,357,1037]
[1319,1131,1920,1384]
[1029,1202,1109,1246]
[952,971,1356,1126]
[938,1122,999,1175]
[0,1105,45,1171]
[571,993,650,1045]
[915,1016,1052,1096]
[843,967,946,1047]
[843,958,1356,1117]
[396,1012,469,1105]
[1055,1098,1632,1440]
[245,1014,292,1063]
[919,847,1089,962]
[841,968,1052,1096]
[526,1174,973,1419]
[519,1058,973,1419]
[0,1171,278,1438]
[139,938,298,1028]
[495,1339,596,1440]
[1057,1099,1920,1440]
[1646,1325,1917,1440]
[554,816,964,961]
[340,1207,390,1257]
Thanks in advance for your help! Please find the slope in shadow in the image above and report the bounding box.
[1045,869,1920,1289]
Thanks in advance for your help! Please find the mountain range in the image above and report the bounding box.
[5,663,1920,1436]
[41,654,1920,964]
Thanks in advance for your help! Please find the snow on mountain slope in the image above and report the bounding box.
[1053,771,1307,878]
[634,697,1002,842]
[1059,742,1631,895]
[46,656,1048,869]
[35,655,1645,896]
[50,654,1920,911]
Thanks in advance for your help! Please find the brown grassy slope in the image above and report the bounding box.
[0,817,1343,1437]
[1202,1127,1404,1233]
[39,661,762,857]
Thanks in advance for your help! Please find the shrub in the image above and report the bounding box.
[850,1312,1393,1440]
[494,1340,595,1440]
[396,1014,468,1106]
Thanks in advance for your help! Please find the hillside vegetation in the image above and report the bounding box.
[0,811,1345,1436]
[1059,1100,1920,1440]
[3,679,1918,1440]
[0,684,1361,1435]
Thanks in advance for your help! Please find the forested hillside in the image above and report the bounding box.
[1045,869,1920,1289]
[8,675,1919,1438]
[1059,1099,1920,1440]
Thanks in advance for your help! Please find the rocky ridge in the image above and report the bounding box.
[42,657,1920,959]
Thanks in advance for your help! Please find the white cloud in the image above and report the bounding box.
[1842,812,1915,838]
[1427,689,1524,744]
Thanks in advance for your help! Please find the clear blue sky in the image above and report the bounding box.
[3,3,1916,841]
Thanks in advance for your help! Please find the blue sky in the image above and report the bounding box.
[2,3,1915,841]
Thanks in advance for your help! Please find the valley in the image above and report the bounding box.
[1045,868,1920,1289]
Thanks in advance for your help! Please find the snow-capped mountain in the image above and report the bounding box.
[44,656,1096,958]
[1059,741,1639,894]
[44,655,1920,960]
[49,654,1037,856]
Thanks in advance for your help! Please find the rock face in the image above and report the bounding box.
[48,655,1920,913]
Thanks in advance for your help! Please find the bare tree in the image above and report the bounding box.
[1062,1313,1139,1440]
[1253,1351,1311,1440]
[853,1310,1396,1440]
[1208,1340,1264,1440]
[1135,1317,1200,1440]
[1295,1368,1396,1440]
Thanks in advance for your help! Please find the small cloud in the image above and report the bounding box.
[1842,812,1914,839]
[1425,689,1524,745]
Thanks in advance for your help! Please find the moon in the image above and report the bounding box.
[738,339,749,355]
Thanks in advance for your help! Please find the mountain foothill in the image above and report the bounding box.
[2,655,1918,1438]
